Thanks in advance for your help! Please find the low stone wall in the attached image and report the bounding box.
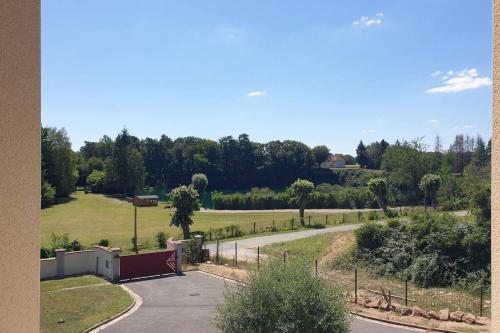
[40,246,120,282]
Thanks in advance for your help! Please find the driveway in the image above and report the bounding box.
[100,271,421,333]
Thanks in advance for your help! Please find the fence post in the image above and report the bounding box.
[405,279,408,306]
[273,220,275,230]
[354,268,358,303]
[283,251,286,267]
[357,212,361,222]
[291,218,294,230]
[480,286,483,317]
[216,239,219,264]
[257,246,260,269]
[253,222,256,234]
[315,259,318,277]
[235,242,238,268]
[308,216,311,226]
[209,228,212,241]
[342,213,345,224]
[325,215,328,225]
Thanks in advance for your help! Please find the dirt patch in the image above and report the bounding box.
[319,231,355,267]
[198,263,249,282]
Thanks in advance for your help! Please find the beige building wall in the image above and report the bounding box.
[492,0,500,330]
[0,1,40,332]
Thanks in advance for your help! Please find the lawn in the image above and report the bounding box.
[261,233,335,263]
[40,275,133,333]
[41,191,369,252]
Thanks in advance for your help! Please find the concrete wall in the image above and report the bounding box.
[493,0,500,329]
[41,247,120,282]
[40,258,56,280]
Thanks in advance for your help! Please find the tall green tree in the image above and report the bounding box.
[191,173,208,201]
[41,127,78,199]
[356,141,369,168]
[312,145,330,167]
[170,185,200,239]
[367,177,389,214]
[419,174,442,211]
[289,179,314,226]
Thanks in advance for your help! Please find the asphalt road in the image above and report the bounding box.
[206,223,365,261]
[205,210,469,261]
[100,271,421,333]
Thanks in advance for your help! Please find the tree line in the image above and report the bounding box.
[41,126,490,210]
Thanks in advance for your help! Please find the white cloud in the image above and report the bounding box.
[363,129,377,133]
[353,14,383,27]
[431,70,441,77]
[247,90,267,97]
[428,119,438,123]
[426,68,491,93]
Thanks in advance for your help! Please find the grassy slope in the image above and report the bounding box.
[41,275,132,333]
[261,233,335,263]
[41,191,364,251]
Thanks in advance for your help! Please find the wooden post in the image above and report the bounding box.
[354,268,358,303]
[235,242,238,268]
[315,259,318,277]
[480,286,483,317]
[216,239,219,264]
[342,213,345,224]
[253,221,256,234]
[272,220,275,230]
[209,228,212,241]
[257,246,260,269]
[325,215,328,225]
[283,251,286,267]
[308,216,311,226]
[291,218,294,230]
[134,198,138,254]
[405,279,408,306]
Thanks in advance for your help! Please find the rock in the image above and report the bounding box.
[412,306,429,319]
[438,308,450,321]
[365,298,381,309]
[392,303,402,313]
[206,261,212,264]
[463,313,476,325]
[450,311,465,322]
[427,311,440,320]
[475,316,489,326]
[401,306,412,316]
[379,301,391,311]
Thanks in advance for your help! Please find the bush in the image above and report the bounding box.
[216,259,350,333]
[49,233,70,252]
[40,247,52,259]
[367,211,380,220]
[354,222,384,250]
[70,239,82,251]
[157,231,167,249]
[98,239,110,247]
[411,254,442,288]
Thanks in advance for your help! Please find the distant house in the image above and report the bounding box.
[321,154,346,169]
[133,195,159,207]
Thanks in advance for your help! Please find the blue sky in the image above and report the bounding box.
[42,1,492,154]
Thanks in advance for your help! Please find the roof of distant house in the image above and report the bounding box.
[326,154,345,162]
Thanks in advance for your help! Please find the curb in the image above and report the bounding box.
[83,284,143,333]
[352,312,461,333]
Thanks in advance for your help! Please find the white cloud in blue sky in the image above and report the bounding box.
[353,13,383,27]
[247,90,267,97]
[426,69,491,93]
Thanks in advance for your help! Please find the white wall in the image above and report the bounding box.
[40,246,120,281]
[40,258,56,280]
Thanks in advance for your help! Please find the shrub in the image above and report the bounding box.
[70,239,82,251]
[49,233,70,252]
[354,222,384,250]
[40,247,52,259]
[157,231,167,249]
[98,239,110,247]
[367,211,380,220]
[216,259,350,333]
[410,254,442,287]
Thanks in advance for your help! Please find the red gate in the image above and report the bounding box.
[120,250,176,280]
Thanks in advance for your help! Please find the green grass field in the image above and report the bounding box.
[42,191,367,252]
[41,275,132,333]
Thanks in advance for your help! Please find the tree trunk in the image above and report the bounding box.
[299,206,305,226]
[182,223,190,240]
[379,196,388,215]
[423,193,427,212]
